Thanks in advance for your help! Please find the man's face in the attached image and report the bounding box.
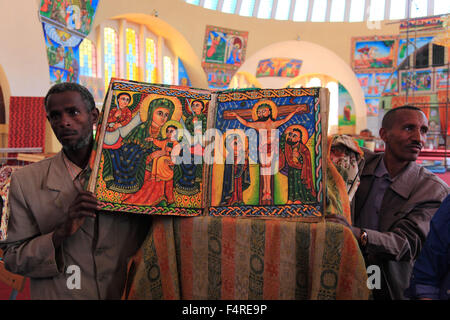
[257,106,271,121]
[192,101,203,115]
[380,109,428,162]
[118,94,131,108]
[287,131,301,145]
[46,91,99,151]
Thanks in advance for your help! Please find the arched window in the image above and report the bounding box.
[306,77,322,87]
[79,38,96,77]
[126,28,139,81]
[104,27,119,88]
[163,56,174,85]
[145,38,157,83]
[326,82,339,130]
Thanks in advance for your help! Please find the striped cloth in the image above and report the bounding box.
[123,217,369,300]
[123,135,370,300]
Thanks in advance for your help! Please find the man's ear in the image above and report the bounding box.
[91,107,100,124]
[379,127,388,143]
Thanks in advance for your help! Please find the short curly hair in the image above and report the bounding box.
[44,82,96,113]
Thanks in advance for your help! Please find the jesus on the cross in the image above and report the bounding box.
[226,100,307,205]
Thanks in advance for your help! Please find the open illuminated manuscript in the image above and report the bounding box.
[87,80,329,219]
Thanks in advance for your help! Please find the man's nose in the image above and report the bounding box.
[411,128,424,143]
[59,114,72,127]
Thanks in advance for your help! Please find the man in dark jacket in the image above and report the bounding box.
[328,105,448,299]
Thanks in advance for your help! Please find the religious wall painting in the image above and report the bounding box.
[398,36,433,66]
[365,98,380,117]
[400,16,444,31]
[178,58,191,87]
[202,25,248,68]
[256,58,303,78]
[39,0,99,36]
[435,68,449,90]
[208,88,327,218]
[373,72,399,96]
[338,84,356,126]
[356,73,372,96]
[42,21,82,84]
[351,36,398,73]
[79,75,105,104]
[203,66,236,89]
[400,69,433,93]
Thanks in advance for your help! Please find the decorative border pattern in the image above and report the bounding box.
[98,201,202,216]
[208,205,322,217]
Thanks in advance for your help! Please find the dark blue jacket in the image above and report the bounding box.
[406,194,450,299]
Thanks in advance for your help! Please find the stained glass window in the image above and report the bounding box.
[293,0,309,21]
[410,0,428,18]
[239,0,256,17]
[275,0,291,20]
[145,38,157,83]
[330,0,346,22]
[104,27,119,89]
[311,0,327,22]
[434,0,450,15]
[326,82,339,129]
[79,38,96,77]
[257,0,273,19]
[368,0,385,21]
[349,0,364,22]
[163,56,174,85]
[204,0,219,10]
[126,28,139,81]
[222,0,238,13]
[389,0,406,20]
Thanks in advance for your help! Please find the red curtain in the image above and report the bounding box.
[437,91,450,135]
[8,96,46,151]
[390,95,431,119]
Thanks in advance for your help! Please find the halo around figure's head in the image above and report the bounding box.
[161,120,184,141]
[252,99,278,121]
[140,94,182,123]
[284,124,309,144]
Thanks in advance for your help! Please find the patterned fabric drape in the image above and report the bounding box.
[437,91,449,135]
[390,96,431,119]
[122,135,369,300]
[7,97,46,151]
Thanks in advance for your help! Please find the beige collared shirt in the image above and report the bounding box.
[1,151,152,299]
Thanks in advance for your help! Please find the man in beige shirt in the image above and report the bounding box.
[0,82,151,299]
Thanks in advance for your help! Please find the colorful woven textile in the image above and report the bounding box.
[123,216,369,300]
[122,135,369,300]
[0,166,20,240]
[8,97,46,150]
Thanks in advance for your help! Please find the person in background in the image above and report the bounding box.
[0,82,151,299]
[405,194,450,300]
[327,105,448,300]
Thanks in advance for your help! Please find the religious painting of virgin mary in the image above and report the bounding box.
[87,80,210,216]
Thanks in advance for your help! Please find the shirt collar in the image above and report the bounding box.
[61,151,83,182]
[375,157,391,180]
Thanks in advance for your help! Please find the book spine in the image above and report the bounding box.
[87,83,114,193]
